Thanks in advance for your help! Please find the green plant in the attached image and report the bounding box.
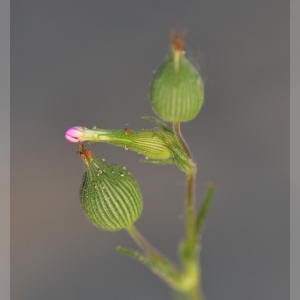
[65,30,214,300]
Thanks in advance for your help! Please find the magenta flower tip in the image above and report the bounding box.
[65,126,85,143]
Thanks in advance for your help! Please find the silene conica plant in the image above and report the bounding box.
[65,30,214,300]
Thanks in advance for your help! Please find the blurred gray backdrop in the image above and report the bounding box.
[11,1,289,300]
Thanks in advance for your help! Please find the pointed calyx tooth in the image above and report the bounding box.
[150,30,204,122]
[78,144,142,231]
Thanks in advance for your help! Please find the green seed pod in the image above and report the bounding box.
[78,145,142,231]
[150,32,204,122]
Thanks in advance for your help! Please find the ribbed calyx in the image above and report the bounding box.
[78,144,142,231]
[79,127,172,160]
[65,123,193,174]
[150,31,204,122]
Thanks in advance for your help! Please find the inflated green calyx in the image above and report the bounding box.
[78,144,142,231]
[150,31,204,122]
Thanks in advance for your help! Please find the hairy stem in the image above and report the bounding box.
[173,122,196,245]
[126,224,163,260]
[173,122,203,300]
[173,122,192,159]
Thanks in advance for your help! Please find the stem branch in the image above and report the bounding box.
[126,224,163,260]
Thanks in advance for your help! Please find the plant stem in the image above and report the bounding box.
[185,171,196,246]
[172,122,192,159]
[173,122,196,245]
[187,288,204,300]
[127,124,204,300]
[126,224,163,260]
[173,122,203,300]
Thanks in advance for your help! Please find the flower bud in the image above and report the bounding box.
[67,126,173,160]
[65,126,85,143]
[78,144,142,231]
[150,31,204,122]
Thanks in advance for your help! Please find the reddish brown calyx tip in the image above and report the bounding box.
[124,127,131,135]
[77,142,93,161]
[170,29,187,51]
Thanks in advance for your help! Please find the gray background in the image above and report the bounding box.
[11,1,289,300]
[0,0,10,299]
[291,0,300,299]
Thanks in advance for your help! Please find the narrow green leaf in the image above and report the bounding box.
[139,158,174,165]
[116,246,151,266]
[141,116,173,133]
[117,246,184,291]
[195,182,214,237]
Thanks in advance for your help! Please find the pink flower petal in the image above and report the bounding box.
[65,126,84,143]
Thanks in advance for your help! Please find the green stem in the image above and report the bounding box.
[186,172,196,246]
[187,288,205,300]
[173,122,196,245]
[126,124,203,300]
[173,122,192,159]
[126,224,163,260]
[173,122,203,300]
[126,224,186,292]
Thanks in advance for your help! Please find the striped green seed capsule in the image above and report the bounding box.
[78,145,142,231]
[150,31,204,122]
